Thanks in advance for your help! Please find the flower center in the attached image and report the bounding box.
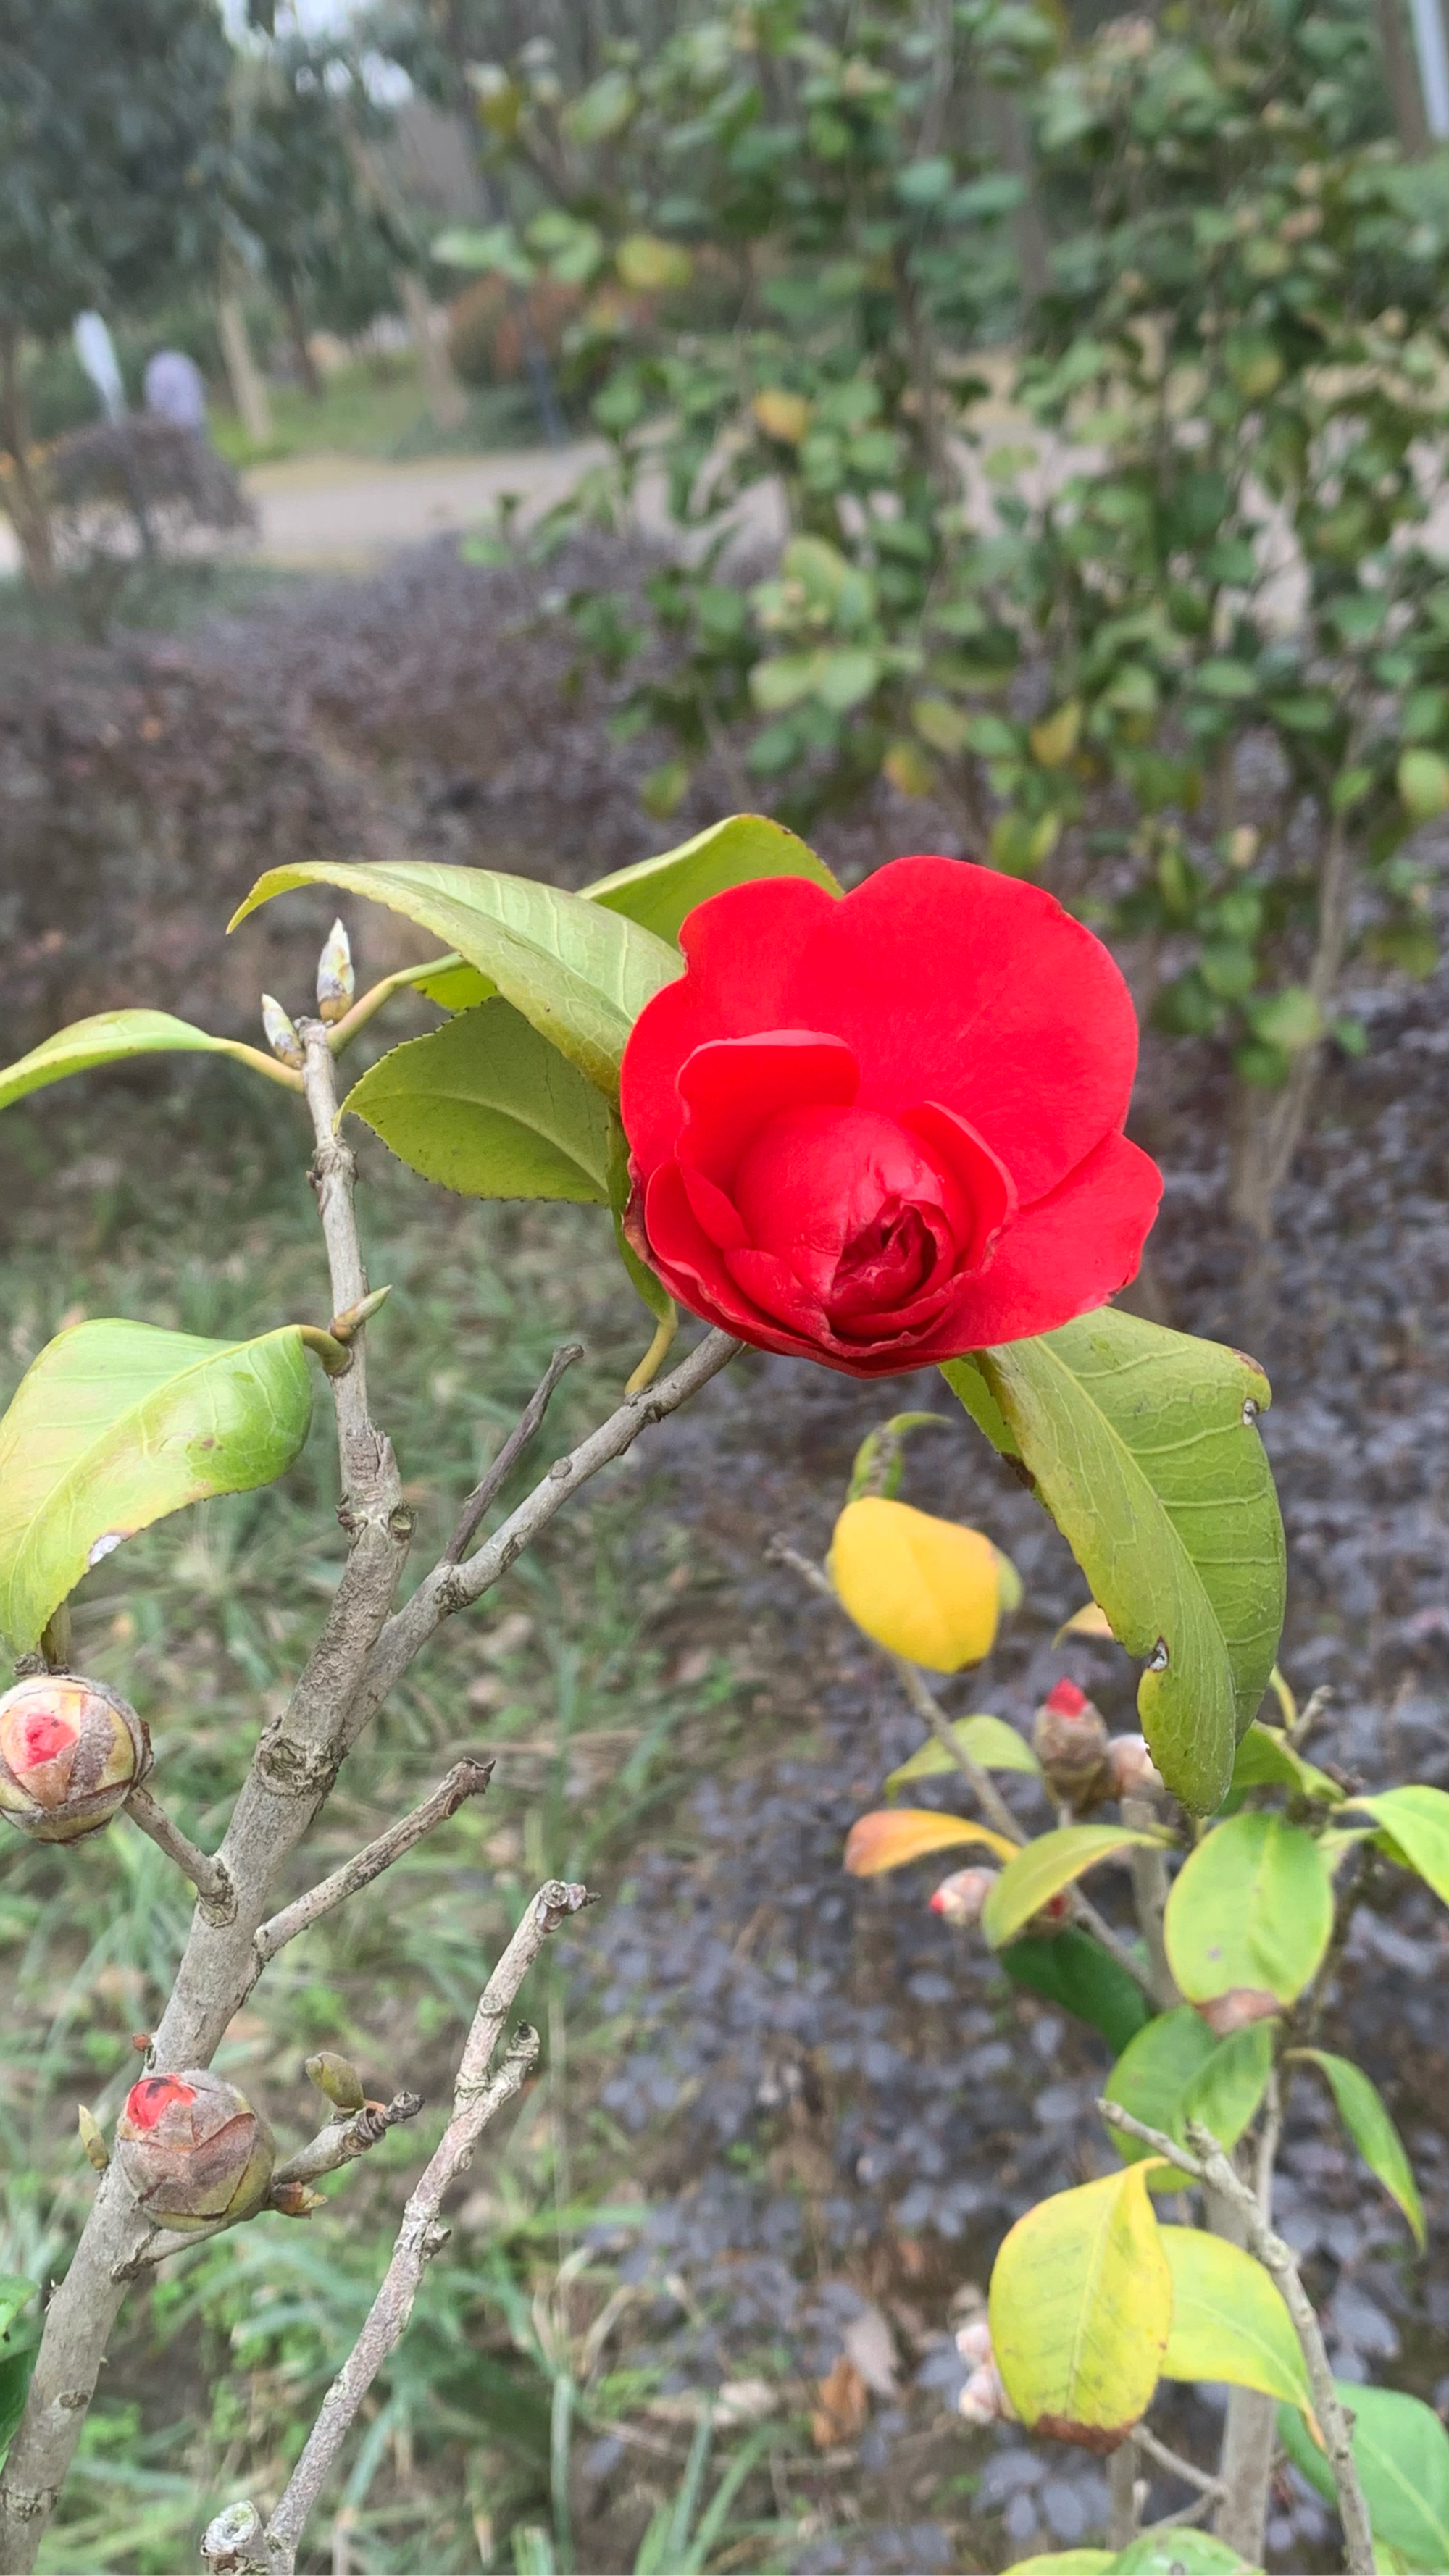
[126,2075,196,2130]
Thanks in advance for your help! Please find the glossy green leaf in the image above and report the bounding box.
[885,1713,1040,1795]
[407,953,495,1012]
[1001,1928,1154,2054]
[0,1010,289,1117]
[583,812,840,945]
[1103,2006,1219,2167]
[949,1310,1285,1812]
[1164,1814,1332,2012]
[1346,1786,1449,1907]
[1178,2021,1274,2154]
[229,859,682,1096]
[1159,2227,1313,2417]
[0,1321,314,1652]
[606,1118,675,1331]
[0,2349,34,2470]
[343,1003,613,1205]
[1290,2049,1425,2249]
[982,1823,1167,1949]
[990,2164,1172,2444]
[1279,2383,1449,2572]
[1230,1723,1344,1803]
[1001,2556,1112,2576]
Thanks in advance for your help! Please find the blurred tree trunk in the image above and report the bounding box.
[1377,0,1431,149]
[398,269,467,431]
[284,287,323,398]
[0,324,57,593]
[217,286,273,446]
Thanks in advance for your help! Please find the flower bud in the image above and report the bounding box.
[316,919,355,1024]
[261,993,305,1069]
[930,1866,998,1927]
[957,2360,1016,2426]
[1106,1733,1163,1800]
[1032,1679,1111,1811]
[305,2051,366,2114]
[955,2317,993,2370]
[830,1497,1006,1673]
[116,2069,274,2232]
[0,1676,149,1844]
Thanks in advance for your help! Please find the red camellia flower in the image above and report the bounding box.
[619,856,1162,1375]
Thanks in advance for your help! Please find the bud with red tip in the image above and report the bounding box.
[0,1675,149,1844]
[1032,1678,1111,1812]
[1106,1733,1163,1801]
[954,2317,1016,2425]
[116,2069,274,2232]
[930,1866,998,1927]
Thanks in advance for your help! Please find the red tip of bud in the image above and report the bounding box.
[125,2074,196,2131]
[9,1708,78,1770]
[1043,1679,1089,1718]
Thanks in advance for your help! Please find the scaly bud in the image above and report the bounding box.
[0,1676,149,1844]
[1032,1678,1112,1812]
[261,994,305,1068]
[78,2105,110,2171]
[316,919,355,1024]
[930,1866,998,1927]
[830,1497,1007,1674]
[116,2069,274,2232]
[305,2051,366,2114]
[1106,1733,1163,1801]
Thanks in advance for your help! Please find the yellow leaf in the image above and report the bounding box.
[615,233,693,293]
[830,1495,1001,1672]
[843,1809,1016,1876]
[982,1824,1170,1948]
[1159,2226,1316,2423]
[1030,700,1082,766]
[751,388,813,446]
[1053,1599,1117,1645]
[990,2165,1172,2449]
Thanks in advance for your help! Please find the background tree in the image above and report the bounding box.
[0,0,233,587]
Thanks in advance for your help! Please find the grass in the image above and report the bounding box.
[210,361,550,471]
[0,1056,798,2575]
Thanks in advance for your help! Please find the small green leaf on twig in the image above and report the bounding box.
[77,2106,110,2172]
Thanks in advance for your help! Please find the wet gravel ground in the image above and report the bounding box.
[579,956,1449,2572]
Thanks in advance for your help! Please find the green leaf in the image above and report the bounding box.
[0,2349,35,2471]
[1290,2049,1425,2249]
[1164,1814,1332,2015]
[0,1321,314,1654]
[885,1713,1040,1794]
[1103,2007,1219,2167]
[989,2165,1172,2444]
[343,1004,612,1205]
[955,1312,1284,1813]
[940,1354,1019,1457]
[1003,2557,1113,2575]
[0,1010,289,1117]
[583,812,840,946]
[606,1118,675,1334]
[1179,2021,1274,2152]
[1000,1927,1153,2053]
[982,1824,1168,1949]
[1114,2538,1261,2575]
[407,954,495,1012]
[1279,2383,1449,2572]
[1345,1786,1449,1906]
[1230,1723,1345,1804]
[228,861,681,1097]
[1160,2227,1313,2415]
[0,2282,35,2343]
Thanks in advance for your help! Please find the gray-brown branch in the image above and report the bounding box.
[443,1345,584,1564]
[123,1785,235,1923]
[1098,2099,1374,2576]
[254,1758,494,1965]
[206,1881,590,2576]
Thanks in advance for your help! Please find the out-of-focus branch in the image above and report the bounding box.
[254,1757,494,1965]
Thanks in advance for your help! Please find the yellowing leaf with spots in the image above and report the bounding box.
[843,1810,1016,1875]
[989,2164,1172,2450]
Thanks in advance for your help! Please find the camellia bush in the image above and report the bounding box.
[437,0,1449,1232]
[0,812,1435,2570]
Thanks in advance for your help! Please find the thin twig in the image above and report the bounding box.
[272,2091,425,2190]
[355,1331,742,1734]
[1132,2422,1225,2500]
[248,1881,592,2576]
[1098,2100,1374,2576]
[124,1786,235,1924]
[443,1345,585,1565]
[771,1538,1164,2008]
[254,1759,494,1965]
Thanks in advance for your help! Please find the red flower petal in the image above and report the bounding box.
[774,857,1140,1203]
[620,877,840,1168]
[675,1030,859,1182]
[926,1132,1164,1348]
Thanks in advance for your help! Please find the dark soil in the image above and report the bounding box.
[4,540,1446,2573]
